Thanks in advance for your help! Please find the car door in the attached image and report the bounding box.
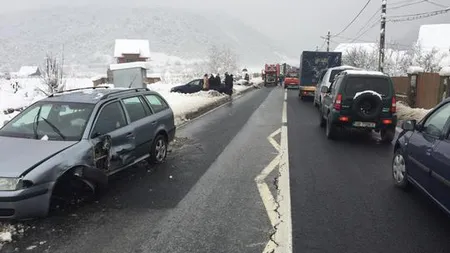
[406,102,450,192]
[322,75,342,114]
[121,96,156,160]
[420,102,450,209]
[189,79,202,93]
[90,100,135,172]
[144,93,174,132]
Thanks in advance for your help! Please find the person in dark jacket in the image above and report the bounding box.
[229,74,234,96]
[209,74,216,90]
[224,74,234,96]
[215,73,221,90]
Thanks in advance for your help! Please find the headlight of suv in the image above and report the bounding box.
[0,178,22,191]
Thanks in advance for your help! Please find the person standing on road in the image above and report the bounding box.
[229,74,234,96]
[209,74,216,90]
[215,73,221,90]
[203,74,209,91]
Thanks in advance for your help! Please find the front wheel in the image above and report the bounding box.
[392,149,409,190]
[149,135,168,164]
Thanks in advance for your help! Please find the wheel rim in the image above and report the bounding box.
[393,153,406,183]
[155,139,167,162]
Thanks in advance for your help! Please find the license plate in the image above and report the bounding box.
[353,121,376,128]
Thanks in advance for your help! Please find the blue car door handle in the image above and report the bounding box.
[126,132,135,139]
[151,121,157,125]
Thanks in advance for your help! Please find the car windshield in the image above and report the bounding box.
[0,101,94,141]
[344,76,391,98]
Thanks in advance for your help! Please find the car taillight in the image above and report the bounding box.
[333,94,342,110]
[391,97,396,113]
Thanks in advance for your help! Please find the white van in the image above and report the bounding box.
[313,65,360,108]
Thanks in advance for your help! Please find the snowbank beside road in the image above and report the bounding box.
[0,77,258,128]
[148,80,257,125]
[396,101,430,122]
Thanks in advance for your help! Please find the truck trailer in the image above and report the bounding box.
[298,51,342,100]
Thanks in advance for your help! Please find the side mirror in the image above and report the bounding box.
[401,120,416,131]
[91,131,103,139]
[320,86,330,93]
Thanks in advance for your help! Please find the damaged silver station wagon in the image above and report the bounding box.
[0,87,176,219]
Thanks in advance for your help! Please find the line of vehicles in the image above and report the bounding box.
[290,50,450,222]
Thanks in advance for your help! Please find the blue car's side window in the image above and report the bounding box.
[423,103,450,137]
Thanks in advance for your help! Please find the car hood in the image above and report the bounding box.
[0,136,77,177]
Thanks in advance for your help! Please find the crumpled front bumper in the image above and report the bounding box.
[0,182,54,219]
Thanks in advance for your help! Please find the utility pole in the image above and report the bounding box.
[316,46,319,51]
[379,0,387,72]
[326,31,331,52]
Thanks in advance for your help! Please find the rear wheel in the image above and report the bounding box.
[149,134,168,164]
[319,109,326,128]
[326,114,338,140]
[381,128,395,144]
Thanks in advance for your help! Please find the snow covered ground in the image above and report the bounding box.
[148,77,261,125]
[0,77,261,128]
[396,101,431,122]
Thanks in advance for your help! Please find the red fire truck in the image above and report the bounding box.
[264,64,280,87]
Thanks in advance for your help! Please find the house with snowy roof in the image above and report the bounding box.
[114,39,150,64]
[416,24,450,67]
[17,66,41,77]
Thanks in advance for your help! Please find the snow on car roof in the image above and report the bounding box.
[329,65,359,70]
[343,70,387,77]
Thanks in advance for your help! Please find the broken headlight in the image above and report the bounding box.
[0,178,22,191]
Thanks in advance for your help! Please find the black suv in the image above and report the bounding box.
[318,70,397,143]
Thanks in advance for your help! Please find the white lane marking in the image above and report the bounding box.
[256,89,292,253]
[255,129,281,230]
[268,128,281,152]
[276,90,293,253]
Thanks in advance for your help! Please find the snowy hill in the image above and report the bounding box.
[0,6,294,70]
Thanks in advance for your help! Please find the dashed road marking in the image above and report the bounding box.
[256,89,292,253]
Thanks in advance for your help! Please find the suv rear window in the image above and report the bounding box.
[344,76,391,98]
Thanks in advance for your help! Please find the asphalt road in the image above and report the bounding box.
[1,86,285,253]
[287,91,450,253]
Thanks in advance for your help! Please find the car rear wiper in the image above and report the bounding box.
[40,117,66,140]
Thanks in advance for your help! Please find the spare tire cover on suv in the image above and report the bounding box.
[351,91,383,121]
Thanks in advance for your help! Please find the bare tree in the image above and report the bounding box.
[208,45,239,74]
[410,41,445,73]
[341,45,378,71]
[41,52,64,94]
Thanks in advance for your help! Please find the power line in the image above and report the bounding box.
[390,0,416,6]
[390,0,426,10]
[355,7,381,36]
[332,0,372,37]
[350,20,379,43]
[387,7,450,22]
[424,0,448,8]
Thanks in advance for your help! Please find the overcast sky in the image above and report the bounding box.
[3,0,449,51]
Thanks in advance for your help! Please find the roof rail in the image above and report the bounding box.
[100,87,150,100]
[48,86,110,97]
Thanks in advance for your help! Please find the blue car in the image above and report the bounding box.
[393,98,450,213]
